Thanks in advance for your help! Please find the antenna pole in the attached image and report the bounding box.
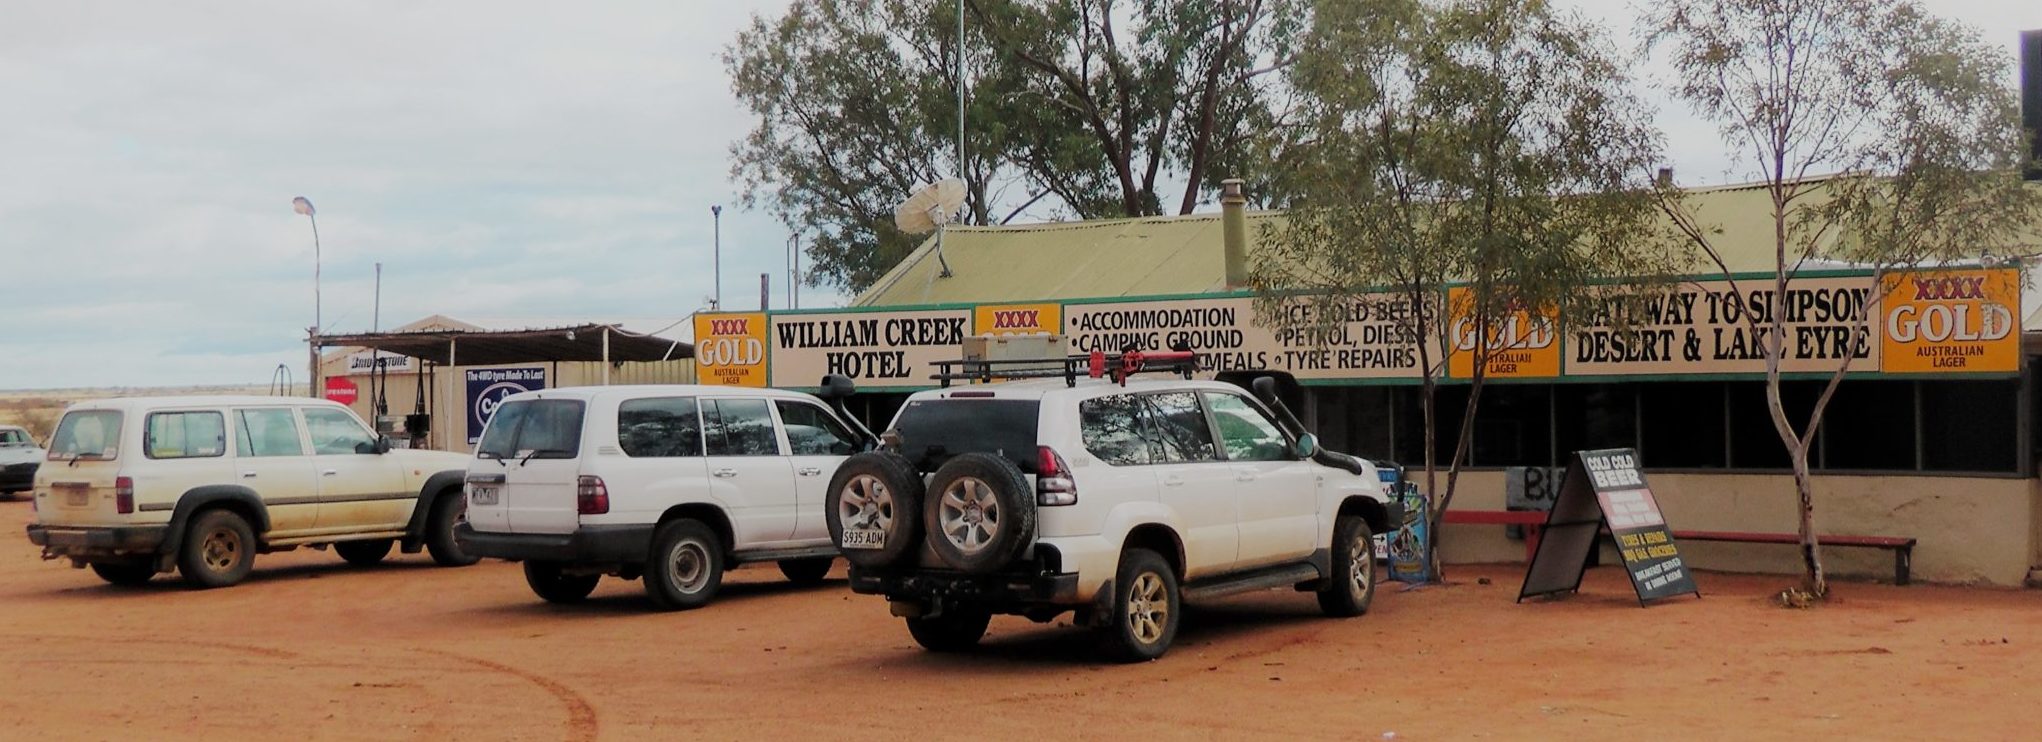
[956,0,966,208]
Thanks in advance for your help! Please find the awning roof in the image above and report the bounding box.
[314,323,692,366]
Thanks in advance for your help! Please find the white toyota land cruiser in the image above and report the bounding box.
[455,382,873,610]
[25,396,477,588]
[828,352,1399,661]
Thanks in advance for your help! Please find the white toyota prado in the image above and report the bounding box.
[827,352,1399,662]
[26,396,477,588]
[455,382,872,610]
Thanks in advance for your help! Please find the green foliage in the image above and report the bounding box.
[1254,0,1677,374]
[728,0,1305,294]
[1644,0,2042,598]
[1249,0,1681,582]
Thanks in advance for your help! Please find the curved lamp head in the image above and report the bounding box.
[292,196,316,216]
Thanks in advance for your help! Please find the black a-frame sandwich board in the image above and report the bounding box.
[1517,448,1701,606]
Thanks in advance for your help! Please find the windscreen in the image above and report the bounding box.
[890,399,1039,472]
[49,410,122,460]
[476,399,585,460]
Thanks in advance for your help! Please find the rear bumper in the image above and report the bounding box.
[847,565,1083,610]
[454,523,654,564]
[26,524,169,557]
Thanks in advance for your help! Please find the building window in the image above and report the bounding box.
[1639,382,1726,468]
[1920,379,2018,472]
[1817,381,1915,471]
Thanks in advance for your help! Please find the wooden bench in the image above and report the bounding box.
[1672,530,1917,586]
[1441,511,1918,585]
[1441,510,1549,561]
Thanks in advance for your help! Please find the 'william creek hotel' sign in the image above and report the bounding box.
[693,268,2021,390]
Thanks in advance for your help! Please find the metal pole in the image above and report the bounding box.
[792,234,801,309]
[601,329,611,386]
[957,0,966,176]
[712,205,723,309]
[760,273,769,311]
[309,212,323,399]
[373,262,382,332]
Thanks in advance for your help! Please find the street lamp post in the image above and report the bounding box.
[711,204,723,310]
[292,196,322,399]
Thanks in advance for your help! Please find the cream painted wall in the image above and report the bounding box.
[1433,470,2040,587]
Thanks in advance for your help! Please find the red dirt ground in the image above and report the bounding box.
[1,498,2037,740]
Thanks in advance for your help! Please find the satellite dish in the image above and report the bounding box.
[893,178,967,234]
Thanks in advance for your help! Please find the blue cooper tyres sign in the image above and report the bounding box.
[466,367,546,443]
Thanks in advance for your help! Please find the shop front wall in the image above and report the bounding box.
[1436,471,2039,586]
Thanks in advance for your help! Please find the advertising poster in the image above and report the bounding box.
[1445,287,1561,379]
[693,312,769,388]
[1520,448,1698,605]
[768,309,973,388]
[974,302,1061,336]
[1879,268,2020,374]
[1061,294,1440,381]
[1566,276,1880,376]
[465,367,545,444]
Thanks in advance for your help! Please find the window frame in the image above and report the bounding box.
[143,410,228,460]
[1199,391,1296,463]
[702,397,785,457]
[616,395,705,459]
[233,407,308,458]
[300,406,382,457]
[1140,390,1224,464]
[1078,393,1157,467]
[773,399,860,457]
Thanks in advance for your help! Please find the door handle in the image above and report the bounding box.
[321,469,338,476]
[1235,470,1256,482]
[713,468,738,478]
[240,472,257,479]
[798,467,823,477]
[1162,475,1185,487]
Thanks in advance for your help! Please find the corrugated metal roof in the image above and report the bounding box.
[853,177,1903,307]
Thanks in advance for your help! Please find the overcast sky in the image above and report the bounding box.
[1,1,2035,390]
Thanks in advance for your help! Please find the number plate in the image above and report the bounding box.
[840,529,886,550]
[470,486,499,506]
[64,489,90,508]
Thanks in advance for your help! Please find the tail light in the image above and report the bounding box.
[115,476,135,514]
[1036,446,1076,506]
[576,476,609,515]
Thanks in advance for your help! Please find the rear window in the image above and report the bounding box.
[617,397,702,458]
[146,411,227,459]
[477,399,586,460]
[48,410,122,460]
[891,399,1040,472]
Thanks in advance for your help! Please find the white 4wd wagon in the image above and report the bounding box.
[455,383,872,609]
[829,352,1398,661]
[25,396,477,588]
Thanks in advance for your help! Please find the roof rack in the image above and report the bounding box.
[930,350,1199,388]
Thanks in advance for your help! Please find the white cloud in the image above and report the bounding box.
[0,0,2027,388]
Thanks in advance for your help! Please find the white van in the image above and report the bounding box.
[455,384,871,610]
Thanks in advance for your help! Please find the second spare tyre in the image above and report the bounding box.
[826,451,925,569]
[924,452,1037,574]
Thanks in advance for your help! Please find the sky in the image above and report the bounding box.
[0,0,2036,390]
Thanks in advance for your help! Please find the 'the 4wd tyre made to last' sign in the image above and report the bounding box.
[465,367,546,444]
[693,267,2020,392]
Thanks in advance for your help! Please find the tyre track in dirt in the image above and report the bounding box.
[413,648,599,742]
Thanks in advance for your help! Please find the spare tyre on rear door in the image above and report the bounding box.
[826,451,925,568]
[924,452,1036,574]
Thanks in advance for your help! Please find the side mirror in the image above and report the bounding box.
[1294,433,1318,460]
[818,374,857,400]
[362,436,392,454]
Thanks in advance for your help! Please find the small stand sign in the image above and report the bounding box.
[1517,448,1700,606]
